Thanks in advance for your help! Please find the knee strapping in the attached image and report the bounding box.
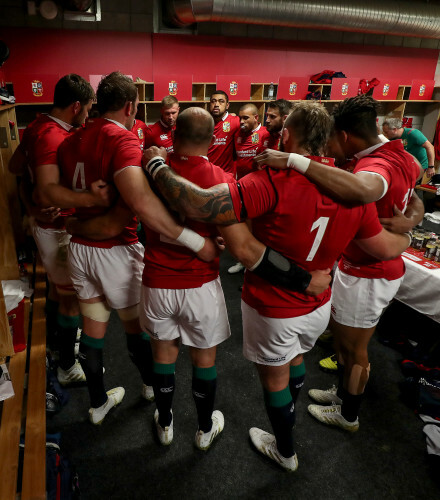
[117,305,139,322]
[80,301,111,322]
[347,363,370,394]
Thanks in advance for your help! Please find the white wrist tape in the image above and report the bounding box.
[249,248,265,271]
[287,153,311,174]
[176,227,205,253]
[145,156,167,179]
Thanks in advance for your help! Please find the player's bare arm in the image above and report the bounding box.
[254,149,385,204]
[65,198,133,240]
[143,147,238,225]
[355,228,411,260]
[379,193,424,233]
[34,163,114,208]
[8,145,27,175]
[218,223,331,296]
[19,173,61,224]
[114,164,218,263]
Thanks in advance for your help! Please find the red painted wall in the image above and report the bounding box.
[1,28,153,81]
[1,28,438,88]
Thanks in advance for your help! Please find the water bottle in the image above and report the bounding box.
[268,82,274,99]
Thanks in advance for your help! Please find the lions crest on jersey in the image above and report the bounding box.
[137,128,144,140]
[252,132,259,145]
[223,122,230,132]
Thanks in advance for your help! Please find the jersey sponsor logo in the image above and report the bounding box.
[251,132,259,145]
[223,122,230,133]
[32,80,43,97]
[341,82,349,96]
[382,83,390,96]
[419,84,426,97]
[160,134,168,140]
[137,128,144,139]
[229,81,238,96]
[169,80,178,96]
[289,82,297,96]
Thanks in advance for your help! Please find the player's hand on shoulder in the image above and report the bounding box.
[379,204,413,234]
[305,268,331,296]
[90,179,117,207]
[254,149,290,170]
[143,146,167,167]
[197,237,221,262]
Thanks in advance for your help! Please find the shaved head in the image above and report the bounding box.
[240,103,259,115]
[174,107,214,146]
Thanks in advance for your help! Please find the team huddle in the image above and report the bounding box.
[9,72,423,471]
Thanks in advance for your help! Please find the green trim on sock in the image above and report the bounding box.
[290,361,305,379]
[57,313,80,329]
[153,362,175,375]
[141,332,150,342]
[80,332,104,349]
[45,299,59,314]
[264,386,292,408]
[193,365,217,381]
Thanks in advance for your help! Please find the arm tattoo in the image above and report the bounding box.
[153,166,238,225]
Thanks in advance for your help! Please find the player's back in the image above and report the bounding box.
[58,117,139,247]
[341,140,419,279]
[143,154,235,289]
[237,159,381,317]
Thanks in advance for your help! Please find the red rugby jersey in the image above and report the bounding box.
[263,130,282,151]
[143,154,235,289]
[228,157,382,318]
[208,112,240,175]
[234,124,269,179]
[340,140,420,280]
[144,120,174,153]
[131,119,149,150]
[20,114,73,229]
[57,118,139,248]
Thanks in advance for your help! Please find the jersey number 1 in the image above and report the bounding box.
[306,217,330,262]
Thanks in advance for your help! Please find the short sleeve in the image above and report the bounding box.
[34,128,67,167]
[354,157,392,186]
[228,170,277,222]
[111,131,143,177]
[411,129,428,146]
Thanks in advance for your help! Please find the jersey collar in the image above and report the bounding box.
[221,112,229,121]
[48,115,73,132]
[354,142,384,159]
[160,119,170,129]
[104,118,127,130]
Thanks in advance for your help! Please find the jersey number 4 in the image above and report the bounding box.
[306,217,330,262]
[72,162,86,192]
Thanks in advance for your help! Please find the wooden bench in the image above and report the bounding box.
[0,258,47,500]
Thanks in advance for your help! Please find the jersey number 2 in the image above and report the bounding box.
[72,162,86,192]
[306,217,330,262]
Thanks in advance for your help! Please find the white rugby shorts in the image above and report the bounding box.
[331,267,404,328]
[242,300,331,366]
[32,224,72,287]
[68,242,144,309]
[139,277,231,348]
